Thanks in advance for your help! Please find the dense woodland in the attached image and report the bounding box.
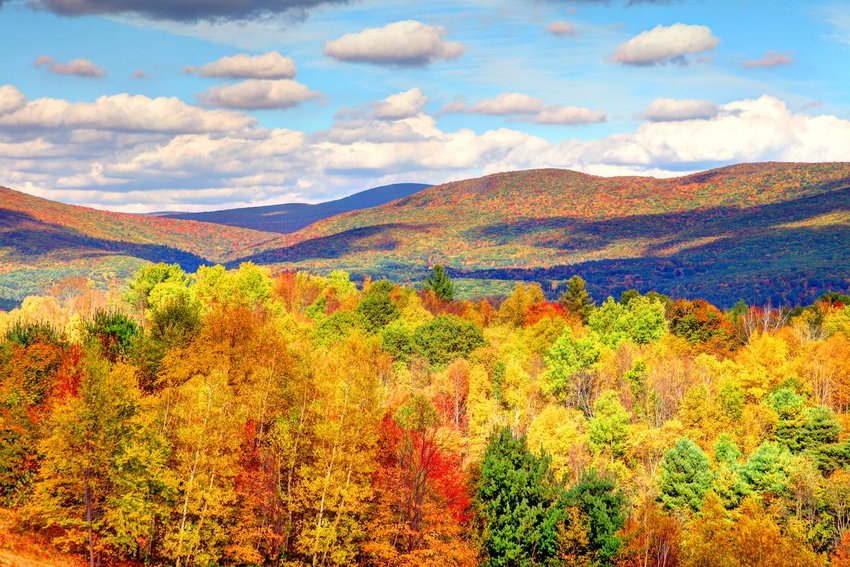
[2,262,850,566]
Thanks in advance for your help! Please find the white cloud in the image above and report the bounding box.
[371,88,428,120]
[441,92,605,124]
[442,92,541,115]
[198,79,319,109]
[0,93,255,132]
[0,85,27,114]
[612,23,719,65]
[546,21,578,37]
[34,55,107,78]
[4,87,850,213]
[323,20,465,66]
[187,51,297,79]
[742,51,794,68]
[642,98,719,122]
[534,106,606,124]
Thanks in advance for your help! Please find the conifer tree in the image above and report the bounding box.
[558,275,595,323]
[422,265,455,301]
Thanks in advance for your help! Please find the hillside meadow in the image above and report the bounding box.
[2,262,850,565]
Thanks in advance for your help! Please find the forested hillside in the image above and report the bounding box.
[237,162,850,307]
[3,162,849,309]
[0,187,279,307]
[2,262,850,565]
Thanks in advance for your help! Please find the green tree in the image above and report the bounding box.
[422,264,455,301]
[412,315,486,366]
[83,310,139,363]
[659,437,714,512]
[544,331,601,413]
[588,390,631,459]
[737,441,793,497]
[589,296,666,347]
[559,275,595,323]
[125,263,188,314]
[356,281,400,333]
[476,427,564,566]
[561,469,627,565]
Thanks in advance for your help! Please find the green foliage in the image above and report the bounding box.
[737,442,793,497]
[588,390,631,458]
[83,310,139,362]
[411,315,486,366]
[659,437,714,512]
[562,469,627,565]
[558,275,595,323]
[714,434,742,467]
[544,331,601,405]
[4,321,60,348]
[476,427,564,566]
[380,320,414,362]
[588,296,666,347]
[315,310,367,344]
[422,264,456,301]
[125,262,188,312]
[356,281,400,333]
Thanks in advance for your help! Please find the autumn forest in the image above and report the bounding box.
[2,262,850,566]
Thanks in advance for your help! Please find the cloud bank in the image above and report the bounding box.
[3,85,850,213]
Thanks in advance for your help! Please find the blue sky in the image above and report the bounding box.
[1,0,849,212]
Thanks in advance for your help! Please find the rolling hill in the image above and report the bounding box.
[2,162,849,308]
[154,183,431,233]
[0,186,281,307]
[230,162,850,307]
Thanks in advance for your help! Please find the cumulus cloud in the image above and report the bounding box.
[546,21,578,37]
[34,55,106,78]
[0,92,254,132]
[4,86,850,213]
[743,51,794,68]
[324,20,464,66]
[534,106,606,124]
[198,79,319,110]
[612,23,719,65]
[187,52,297,79]
[642,98,719,122]
[0,85,27,114]
[27,0,354,22]
[371,88,428,120]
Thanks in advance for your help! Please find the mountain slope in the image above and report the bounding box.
[155,183,431,233]
[0,187,280,305]
[232,162,850,306]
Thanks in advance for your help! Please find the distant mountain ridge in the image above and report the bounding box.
[227,162,850,307]
[2,163,849,308]
[154,183,432,233]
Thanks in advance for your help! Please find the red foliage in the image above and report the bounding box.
[524,301,567,327]
[52,344,84,402]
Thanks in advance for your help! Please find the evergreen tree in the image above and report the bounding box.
[558,275,595,323]
[658,437,714,512]
[476,427,564,565]
[561,469,627,565]
[422,264,456,301]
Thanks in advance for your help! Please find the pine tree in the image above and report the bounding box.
[558,275,595,323]
[422,265,455,301]
[658,437,714,512]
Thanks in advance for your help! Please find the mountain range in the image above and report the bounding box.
[153,183,431,233]
[2,162,849,308]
